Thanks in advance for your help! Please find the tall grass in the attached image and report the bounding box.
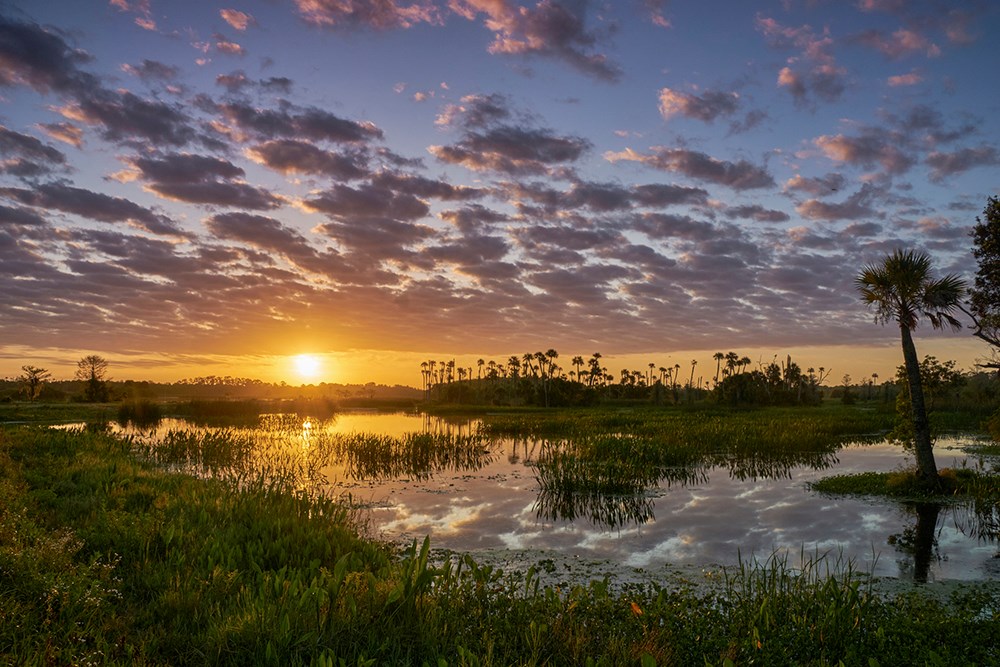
[2,424,998,665]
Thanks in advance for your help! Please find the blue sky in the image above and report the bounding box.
[1,0,997,384]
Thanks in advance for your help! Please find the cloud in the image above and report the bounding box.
[631,183,710,207]
[0,15,99,94]
[854,28,940,59]
[757,15,847,105]
[642,0,671,28]
[605,147,774,190]
[783,173,846,196]
[925,145,1000,182]
[37,122,84,148]
[212,34,246,56]
[246,140,369,179]
[59,90,197,147]
[127,153,284,210]
[303,182,429,221]
[795,183,880,221]
[0,182,184,235]
[205,211,331,275]
[726,205,790,223]
[658,87,740,123]
[0,126,67,178]
[814,131,913,174]
[220,9,256,31]
[121,59,179,81]
[371,171,485,201]
[777,64,846,105]
[292,0,442,29]
[431,125,590,175]
[630,212,717,242]
[210,99,383,143]
[0,203,49,227]
[887,70,922,87]
[439,205,509,233]
[435,93,512,128]
[450,0,621,81]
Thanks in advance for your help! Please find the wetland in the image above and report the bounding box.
[113,408,1000,584]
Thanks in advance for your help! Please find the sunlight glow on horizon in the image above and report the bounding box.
[293,354,322,380]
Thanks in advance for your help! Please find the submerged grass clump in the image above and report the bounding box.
[2,423,1000,665]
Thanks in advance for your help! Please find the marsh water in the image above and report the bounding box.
[115,411,999,584]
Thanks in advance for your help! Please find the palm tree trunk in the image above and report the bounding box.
[900,324,938,486]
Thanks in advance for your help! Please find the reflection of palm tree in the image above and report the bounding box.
[857,250,965,487]
[889,502,941,583]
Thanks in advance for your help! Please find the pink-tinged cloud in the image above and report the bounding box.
[211,101,383,143]
[0,126,67,179]
[856,0,906,12]
[293,0,442,29]
[644,0,670,29]
[605,147,774,190]
[755,15,835,64]
[303,182,430,221]
[784,173,845,196]
[855,28,940,59]
[246,140,368,179]
[814,133,913,174]
[37,122,84,148]
[887,71,921,87]
[658,87,740,123]
[0,182,184,236]
[777,64,847,105]
[214,35,245,56]
[450,0,621,81]
[121,59,179,81]
[220,9,256,31]
[925,145,1000,182]
[795,184,880,221]
[432,125,590,175]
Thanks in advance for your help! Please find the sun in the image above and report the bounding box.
[293,354,322,380]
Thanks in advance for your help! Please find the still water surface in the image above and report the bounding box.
[119,411,999,583]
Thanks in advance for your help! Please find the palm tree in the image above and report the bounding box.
[713,352,724,387]
[724,351,739,378]
[856,249,966,487]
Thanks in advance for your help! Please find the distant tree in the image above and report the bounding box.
[856,249,966,487]
[75,354,110,402]
[966,196,1000,367]
[18,365,52,401]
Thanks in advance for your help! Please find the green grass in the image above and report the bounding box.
[810,467,1000,501]
[2,422,999,665]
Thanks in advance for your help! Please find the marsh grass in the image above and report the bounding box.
[2,424,999,665]
[125,416,496,495]
[810,467,1000,500]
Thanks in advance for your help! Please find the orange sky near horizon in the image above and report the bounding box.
[2,336,992,389]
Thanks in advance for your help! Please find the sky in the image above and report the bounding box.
[0,0,998,387]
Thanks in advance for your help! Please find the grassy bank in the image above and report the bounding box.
[2,423,999,666]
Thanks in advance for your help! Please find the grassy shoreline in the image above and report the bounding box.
[2,415,999,665]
